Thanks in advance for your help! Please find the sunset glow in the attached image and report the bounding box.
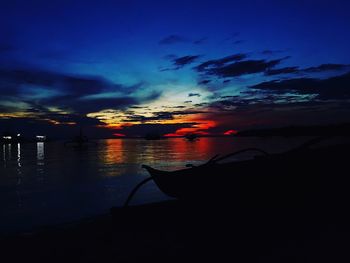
[1,1,350,138]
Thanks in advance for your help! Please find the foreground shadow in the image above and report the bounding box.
[127,137,350,209]
[2,138,350,262]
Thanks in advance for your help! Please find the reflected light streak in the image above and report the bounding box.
[103,139,124,164]
[17,143,21,167]
[170,137,212,162]
[16,143,22,185]
[2,144,5,163]
[36,142,45,179]
[8,143,11,158]
[37,142,45,163]
[99,139,126,177]
[2,144,12,167]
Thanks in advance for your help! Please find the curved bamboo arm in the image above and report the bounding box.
[123,176,154,207]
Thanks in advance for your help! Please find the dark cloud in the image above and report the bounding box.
[22,103,106,126]
[304,63,350,73]
[265,66,299,76]
[25,104,49,113]
[188,93,201,97]
[0,68,117,97]
[0,104,15,113]
[198,79,211,85]
[129,106,149,109]
[46,91,160,114]
[171,105,186,109]
[173,55,200,68]
[200,58,287,78]
[121,109,205,124]
[193,53,348,80]
[0,67,158,114]
[220,95,236,99]
[191,52,344,81]
[171,110,205,115]
[159,67,174,72]
[159,35,189,45]
[195,53,248,72]
[265,63,350,76]
[161,55,201,71]
[122,112,174,123]
[250,72,350,100]
[251,78,319,94]
[143,90,162,101]
[260,49,286,55]
[121,123,198,136]
[193,102,208,107]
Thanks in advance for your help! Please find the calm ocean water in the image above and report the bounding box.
[0,137,314,234]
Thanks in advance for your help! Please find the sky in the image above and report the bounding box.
[1,0,350,138]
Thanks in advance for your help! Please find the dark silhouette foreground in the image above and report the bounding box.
[129,139,350,209]
[1,201,350,262]
[1,139,350,262]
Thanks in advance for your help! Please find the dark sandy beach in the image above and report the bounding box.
[1,199,350,263]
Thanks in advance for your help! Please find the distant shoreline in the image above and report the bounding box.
[2,122,350,143]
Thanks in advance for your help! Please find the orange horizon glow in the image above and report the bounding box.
[113,133,126,137]
[163,133,180,137]
[102,111,219,136]
[164,130,210,137]
[166,117,217,136]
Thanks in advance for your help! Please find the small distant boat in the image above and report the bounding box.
[64,128,95,147]
[125,138,350,206]
[185,133,199,142]
[144,133,164,140]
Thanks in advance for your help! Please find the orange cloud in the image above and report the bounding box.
[166,115,217,136]
[224,129,238,135]
[113,133,126,137]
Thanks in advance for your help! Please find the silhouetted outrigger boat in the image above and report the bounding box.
[64,128,96,148]
[185,133,199,142]
[125,137,350,207]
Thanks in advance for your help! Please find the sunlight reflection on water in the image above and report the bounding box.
[0,136,313,234]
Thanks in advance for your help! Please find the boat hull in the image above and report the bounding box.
[144,144,350,207]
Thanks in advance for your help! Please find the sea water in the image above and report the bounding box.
[0,137,314,234]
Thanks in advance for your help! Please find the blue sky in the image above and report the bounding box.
[1,0,350,138]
